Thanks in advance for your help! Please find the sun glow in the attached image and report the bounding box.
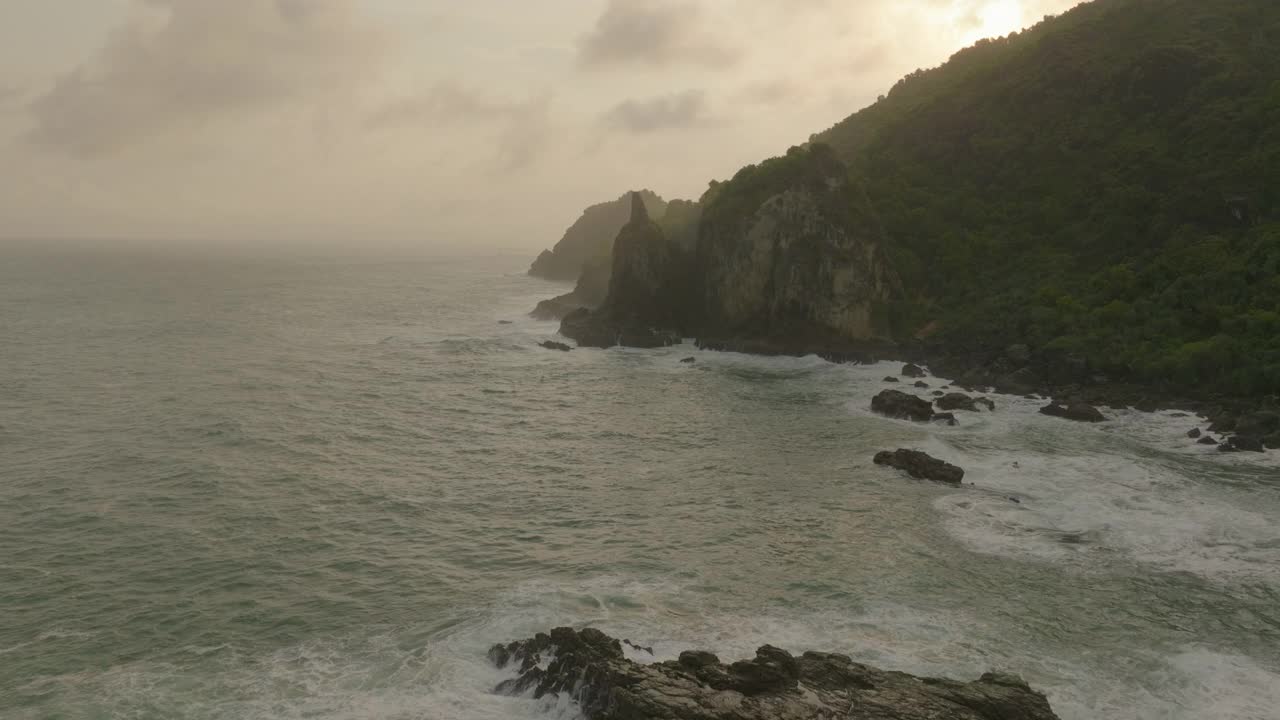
[961,0,1026,44]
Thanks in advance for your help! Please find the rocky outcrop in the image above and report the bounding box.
[1039,402,1107,423]
[489,627,1060,720]
[874,449,966,485]
[872,389,947,423]
[531,258,612,321]
[559,192,694,349]
[696,145,902,350]
[530,191,667,281]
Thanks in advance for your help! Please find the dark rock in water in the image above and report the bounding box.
[1169,412,1189,418]
[933,390,946,397]
[680,357,697,364]
[884,376,900,383]
[489,627,1059,719]
[623,639,654,655]
[1187,428,1202,439]
[975,397,996,411]
[874,449,965,485]
[1009,497,1022,504]
[1221,436,1265,453]
[902,363,927,378]
[1039,402,1107,423]
[871,390,936,422]
[937,393,981,412]
[540,341,573,352]
[1198,435,1219,445]
[498,320,513,325]
[932,412,959,426]
[1235,412,1280,439]
[914,381,930,388]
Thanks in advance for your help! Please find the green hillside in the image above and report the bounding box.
[813,0,1280,395]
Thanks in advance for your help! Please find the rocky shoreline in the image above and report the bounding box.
[489,627,1061,720]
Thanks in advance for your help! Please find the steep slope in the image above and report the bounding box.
[813,0,1280,395]
[529,190,668,282]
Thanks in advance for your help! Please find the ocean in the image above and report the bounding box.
[1,245,1278,719]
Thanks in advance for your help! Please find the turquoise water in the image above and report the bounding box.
[2,245,1279,719]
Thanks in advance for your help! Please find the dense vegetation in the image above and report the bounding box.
[812,0,1280,396]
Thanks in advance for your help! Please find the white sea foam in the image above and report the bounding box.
[831,362,1280,586]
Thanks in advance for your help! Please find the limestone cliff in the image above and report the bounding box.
[695,144,902,350]
[529,190,668,282]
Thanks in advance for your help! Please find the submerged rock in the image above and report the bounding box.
[540,341,573,352]
[680,357,697,364]
[914,381,931,388]
[1198,435,1219,445]
[489,627,1059,720]
[1187,428,1202,439]
[874,449,966,485]
[871,390,936,422]
[1039,402,1107,423]
[884,376,900,383]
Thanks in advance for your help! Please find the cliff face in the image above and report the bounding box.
[529,190,668,282]
[557,148,901,352]
[696,145,901,348]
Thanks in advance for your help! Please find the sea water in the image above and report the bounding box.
[1,244,1278,719]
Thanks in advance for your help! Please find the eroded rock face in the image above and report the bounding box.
[489,627,1060,720]
[874,449,966,485]
[697,145,901,348]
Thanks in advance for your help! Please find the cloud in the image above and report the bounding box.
[25,0,384,155]
[578,0,739,69]
[601,90,709,133]
[368,84,555,171]
[367,83,522,129]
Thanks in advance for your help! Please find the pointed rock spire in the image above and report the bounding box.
[629,191,649,224]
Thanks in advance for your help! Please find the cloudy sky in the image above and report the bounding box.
[0,0,1079,247]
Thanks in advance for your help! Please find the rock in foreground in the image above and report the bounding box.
[489,627,1059,720]
[874,449,966,485]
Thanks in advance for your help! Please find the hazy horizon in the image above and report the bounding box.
[1,0,1080,248]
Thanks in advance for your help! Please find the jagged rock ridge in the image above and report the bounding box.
[489,627,1062,720]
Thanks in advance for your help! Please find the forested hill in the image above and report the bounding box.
[813,0,1280,396]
